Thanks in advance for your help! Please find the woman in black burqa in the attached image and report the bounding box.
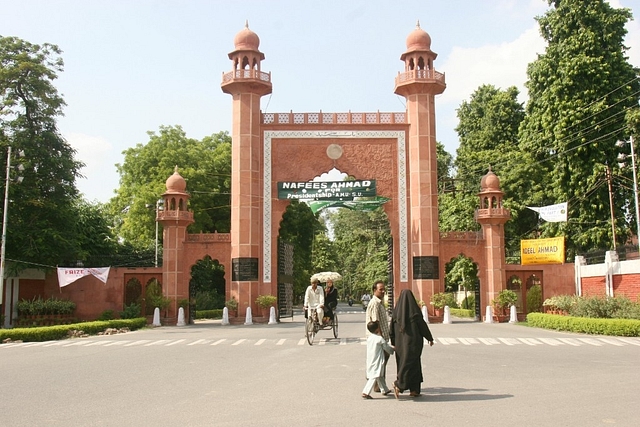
[390,289,434,398]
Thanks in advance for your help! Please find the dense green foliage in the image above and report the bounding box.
[517,0,640,256]
[444,255,478,292]
[326,207,391,299]
[16,297,76,315]
[544,294,640,319]
[526,312,640,336]
[526,284,543,313]
[279,200,322,299]
[190,255,226,310]
[109,126,231,249]
[0,36,113,269]
[0,318,147,342]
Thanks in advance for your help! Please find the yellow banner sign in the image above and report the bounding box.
[521,236,565,265]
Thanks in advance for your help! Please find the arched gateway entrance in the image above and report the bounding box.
[157,23,511,323]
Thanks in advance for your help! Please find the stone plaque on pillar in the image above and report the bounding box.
[412,256,439,280]
[232,258,259,281]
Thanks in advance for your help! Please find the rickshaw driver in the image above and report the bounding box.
[304,278,325,324]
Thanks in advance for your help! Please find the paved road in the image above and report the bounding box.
[1,306,638,426]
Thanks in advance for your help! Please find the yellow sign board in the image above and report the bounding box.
[520,236,565,265]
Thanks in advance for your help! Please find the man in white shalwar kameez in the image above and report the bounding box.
[304,278,325,323]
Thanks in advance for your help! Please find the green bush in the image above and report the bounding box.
[526,284,543,313]
[431,292,458,309]
[195,309,223,319]
[194,290,224,310]
[450,308,474,318]
[256,294,277,308]
[570,295,640,319]
[526,312,640,337]
[16,297,76,316]
[461,294,475,310]
[120,303,141,319]
[0,318,148,343]
[97,310,115,321]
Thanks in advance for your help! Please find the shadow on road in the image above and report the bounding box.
[420,387,513,402]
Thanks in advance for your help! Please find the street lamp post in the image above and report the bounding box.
[0,147,25,313]
[154,199,164,268]
[147,199,164,268]
[616,136,640,246]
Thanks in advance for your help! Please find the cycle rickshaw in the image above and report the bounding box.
[305,304,338,345]
[305,271,342,346]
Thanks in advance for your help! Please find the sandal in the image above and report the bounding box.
[362,394,373,399]
[382,390,392,396]
[393,386,400,399]
[409,392,422,397]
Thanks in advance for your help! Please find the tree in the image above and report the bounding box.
[455,85,525,194]
[436,142,454,194]
[278,200,321,299]
[328,207,390,298]
[0,36,86,268]
[109,126,231,249]
[444,255,478,293]
[518,0,640,255]
[440,85,525,236]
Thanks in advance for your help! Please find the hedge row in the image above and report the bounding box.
[450,308,475,318]
[526,313,640,337]
[0,318,147,343]
[195,309,223,319]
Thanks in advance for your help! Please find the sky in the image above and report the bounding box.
[1,0,639,203]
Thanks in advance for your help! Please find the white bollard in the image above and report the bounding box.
[152,307,161,326]
[484,305,494,323]
[422,305,429,324]
[443,305,452,324]
[268,306,277,325]
[509,304,517,323]
[221,307,230,325]
[176,307,186,326]
[244,306,253,325]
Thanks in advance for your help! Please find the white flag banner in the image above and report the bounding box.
[57,267,111,288]
[527,202,568,222]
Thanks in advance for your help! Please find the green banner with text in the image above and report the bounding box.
[277,180,376,200]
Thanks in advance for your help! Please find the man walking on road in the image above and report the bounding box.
[365,280,390,392]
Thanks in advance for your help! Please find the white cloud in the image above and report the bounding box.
[439,25,546,107]
[65,132,118,202]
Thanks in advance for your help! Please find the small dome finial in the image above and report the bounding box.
[416,20,421,29]
[174,165,179,173]
[245,20,249,29]
[488,164,492,172]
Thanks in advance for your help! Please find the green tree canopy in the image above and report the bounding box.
[109,126,231,249]
[0,36,90,269]
[518,0,640,255]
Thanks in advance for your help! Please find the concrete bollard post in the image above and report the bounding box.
[509,304,517,323]
[484,305,493,323]
[176,307,186,326]
[244,307,253,325]
[422,305,429,324]
[268,306,277,325]
[443,305,452,324]
[221,307,230,325]
[152,307,161,326]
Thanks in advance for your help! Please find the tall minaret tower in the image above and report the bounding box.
[475,168,511,316]
[221,22,272,313]
[158,167,194,323]
[394,22,446,304]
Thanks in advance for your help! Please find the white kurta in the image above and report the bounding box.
[366,333,394,379]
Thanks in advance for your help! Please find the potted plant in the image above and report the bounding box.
[430,292,455,316]
[225,297,238,317]
[255,294,277,317]
[492,289,518,321]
